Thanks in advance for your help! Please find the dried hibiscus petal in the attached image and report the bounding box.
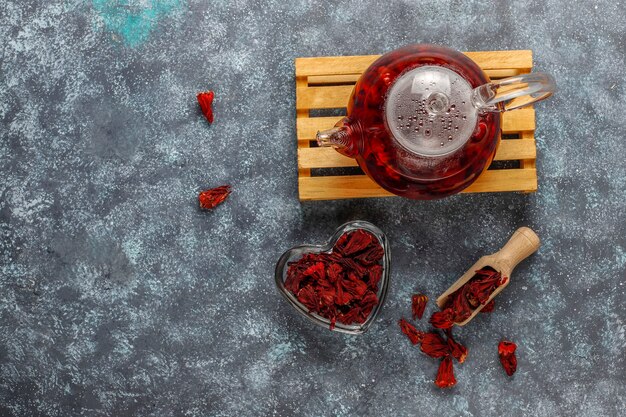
[338,307,361,324]
[398,318,423,345]
[197,90,215,124]
[367,264,383,290]
[334,283,353,305]
[411,293,428,320]
[296,285,319,311]
[334,229,376,256]
[466,269,504,306]
[420,332,450,358]
[429,309,455,329]
[498,340,517,376]
[432,267,507,327]
[198,185,231,210]
[435,356,457,388]
[481,299,495,313]
[326,263,343,283]
[445,329,468,363]
[450,287,473,323]
[353,244,384,266]
[304,262,326,281]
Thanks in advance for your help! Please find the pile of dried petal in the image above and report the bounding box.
[398,268,514,388]
[285,230,384,329]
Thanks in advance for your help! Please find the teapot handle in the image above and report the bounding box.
[471,73,556,112]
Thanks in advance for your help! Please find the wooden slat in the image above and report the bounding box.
[296,76,311,178]
[298,169,537,201]
[296,85,354,110]
[295,50,532,77]
[296,109,535,140]
[519,132,537,168]
[298,139,536,169]
[297,82,539,133]
[502,108,535,132]
[496,138,536,160]
[306,68,527,85]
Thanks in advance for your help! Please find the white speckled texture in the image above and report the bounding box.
[0,1,625,416]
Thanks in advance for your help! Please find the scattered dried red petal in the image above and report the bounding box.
[435,356,457,388]
[197,91,215,124]
[198,185,231,210]
[429,309,455,329]
[498,340,517,376]
[398,318,423,345]
[411,293,428,320]
[445,329,468,363]
[481,299,495,313]
[420,332,450,358]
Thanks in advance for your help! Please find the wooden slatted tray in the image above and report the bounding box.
[295,50,538,201]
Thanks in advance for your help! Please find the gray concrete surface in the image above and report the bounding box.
[1,1,625,416]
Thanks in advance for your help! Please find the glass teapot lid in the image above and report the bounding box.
[385,66,478,157]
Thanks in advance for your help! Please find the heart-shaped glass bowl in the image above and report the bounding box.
[275,221,391,335]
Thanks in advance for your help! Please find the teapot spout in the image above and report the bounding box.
[317,127,350,147]
[316,118,357,157]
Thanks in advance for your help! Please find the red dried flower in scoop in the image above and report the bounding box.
[198,185,231,210]
[420,332,450,358]
[450,287,473,323]
[197,90,215,124]
[481,299,495,313]
[411,294,428,320]
[498,340,517,376]
[445,329,468,363]
[429,309,455,329]
[435,356,457,388]
[398,318,423,345]
[466,269,504,307]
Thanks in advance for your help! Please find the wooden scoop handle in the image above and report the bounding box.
[494,227,541,274]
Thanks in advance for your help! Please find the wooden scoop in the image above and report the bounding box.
[436,227,541,326]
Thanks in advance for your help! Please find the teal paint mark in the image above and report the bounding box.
[92,0,184,47]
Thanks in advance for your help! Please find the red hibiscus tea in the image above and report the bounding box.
[339,45,500,198]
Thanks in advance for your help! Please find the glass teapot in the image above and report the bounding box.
[316,44,556,200]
